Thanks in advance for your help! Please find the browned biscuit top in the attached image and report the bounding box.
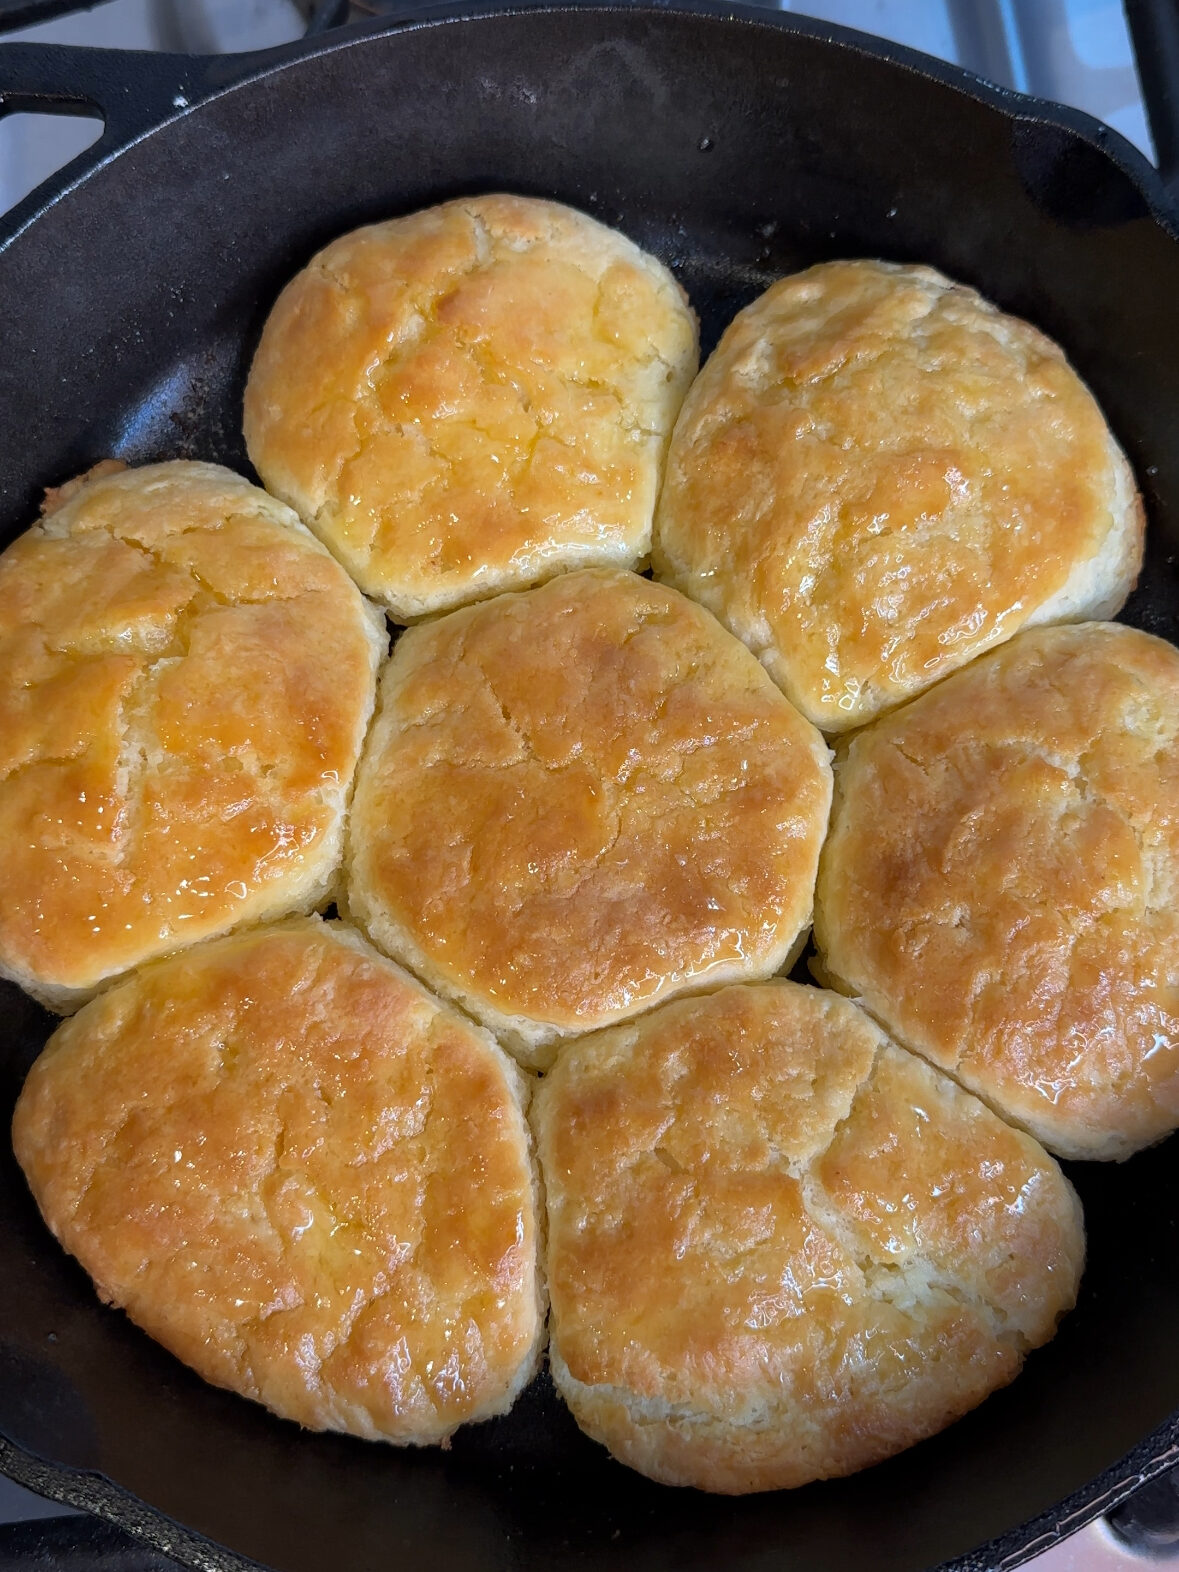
[346,568,832,1066]
[815,622,1179,1160]
[654,259,1141,731]
[0,461,384,1008]
[12,918,543,1443]
[244,194,699,619]
[535,981,1082,1493]
[540,987,1087,1490]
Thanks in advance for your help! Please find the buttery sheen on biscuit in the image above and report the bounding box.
[346,568,832,1068]
[12,918,544,1445]
[654,259,1143,732]
[815,622,1179,1161]
[244,193,699,620]
[534,981,1083,1494]
[0,461,385,1010]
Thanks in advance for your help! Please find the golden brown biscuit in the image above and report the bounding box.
[244,194,699,620]
[814,622,1179,1161]
[0,460,385,1010]
[534,981,1083,1494]
[12,918,544,1445]
[653,259,1143,733]
[345,568,832,1069]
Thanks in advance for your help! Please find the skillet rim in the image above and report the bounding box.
[0,0,1176,255]
[0,5,1177,1569]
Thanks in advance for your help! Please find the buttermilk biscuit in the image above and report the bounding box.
[653,259,1143,733]
[0,460,385,1011]
[534,981,1083,1494]
[243,193,699,620]
[345,568,832,1069]
[815,623,1179,1161]
[12,918,544,1445]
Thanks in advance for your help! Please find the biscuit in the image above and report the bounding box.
[653,259,1143,732]
[345,568,832,1068]
[814,622,1179,1160]
[244,194,699,620]
[534,980,1083,1493]
[0,460,385,1010]
[12,918,544,1445]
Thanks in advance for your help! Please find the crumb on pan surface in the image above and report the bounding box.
[814,622,1179,1161]
[0,460,385,1011]
[534,980,1083,1494]
[244,193,699,620]
[653,258,1143,733]
[344,567,832,1068]
[11,917,545,1444]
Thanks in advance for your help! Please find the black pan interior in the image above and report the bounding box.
[2,8,1179,1571]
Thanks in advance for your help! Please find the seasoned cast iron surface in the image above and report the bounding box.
[2,8,1179,1570]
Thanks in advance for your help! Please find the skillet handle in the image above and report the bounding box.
[0,41,275,234]
[0,42,211,146]
[0,40,202,137]
[1124,0,1179,202]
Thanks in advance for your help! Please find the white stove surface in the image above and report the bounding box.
[0,2,1168,1567]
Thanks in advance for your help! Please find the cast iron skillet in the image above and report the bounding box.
[2,5,1179,1568]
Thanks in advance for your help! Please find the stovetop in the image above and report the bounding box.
[0,2,1170,1569]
